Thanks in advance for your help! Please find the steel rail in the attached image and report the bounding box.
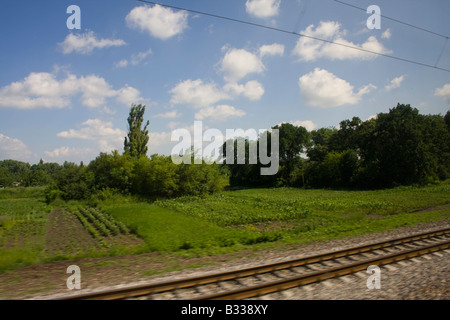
[56,226,450,300]
[197,239,450,300]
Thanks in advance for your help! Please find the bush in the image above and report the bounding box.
[56,164,94,200]
[52,151,229,202]
[44,184,62,204]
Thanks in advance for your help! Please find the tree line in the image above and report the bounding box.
[45,104,228,202]
[1,103,449,202]
[223,104,450,189]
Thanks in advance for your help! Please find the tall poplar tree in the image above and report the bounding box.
[124,104,150,158]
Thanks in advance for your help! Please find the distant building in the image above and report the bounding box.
[12,182,21,187]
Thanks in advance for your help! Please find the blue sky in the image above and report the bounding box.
[1,0,449,164]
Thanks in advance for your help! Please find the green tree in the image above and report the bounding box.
[23,169,50,187]
[273,123,310,168]
[0,160,31,184]
[132,154,179,198]
[273,123,310,186]
[221,138,265,187]
[307,127,338,162]
[0,167,13,186]
[88,151,134,193]
[418,113,450,181]
[56,163,93,200]
[124,104,150,158]
[355,104,450,187]
[444,110,450,132]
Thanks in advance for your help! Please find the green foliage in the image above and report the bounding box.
[43,184,62,204]
[222,123,311,188]
[273,122,310,169]
[223,104,449,190]
[177,161,229,196]
[306,149,358,188]
[75,207,130,239]
[103,202,284,252]
[56,163,94,200]
[1,183,448,274]
[0,189,143,273]
[355,104,450,187]
[74,209,101,239]
[0,159,64,188]
[107,182,449,253]
[132,154,179,197]
[88,151,133,193]
[124,104,150,158]
[104,203,234,251]
[23,169,50,187]
[0,167,13,186]
[3,103,448,202]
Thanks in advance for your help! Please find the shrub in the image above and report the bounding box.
[44,184,62,204]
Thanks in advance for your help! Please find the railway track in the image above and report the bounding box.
[56,226,450,300]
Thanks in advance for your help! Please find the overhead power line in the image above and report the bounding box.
[332,0,450,40]
[332,0,450,69]
[136,0,450,73]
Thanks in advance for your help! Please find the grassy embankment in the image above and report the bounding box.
[0,182,449,272]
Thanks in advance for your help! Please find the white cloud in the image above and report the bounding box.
[170,79,229,108]
[115,60,129,68]
[115,49,152,68]
[126,5,188,40]
[0,70,144,109]
[57,119,125,141]
[246,0,281,18]
[77,75,117,107]
[224,80,265,101]
[167,121,182,130]
[153,110,181,118]
[298,68,376,108]
[0,133,34,161]
[131,49,153,64]
[59,31,126,54]
[54,119,126,157]
[148,131,174,151]
[385,75,405,91]
[44,146,92,159]
[259,43,285,58]
[291,120,317,131]
[194,105,246,122]
[171,43,285,115]
[381,28,392,39]
[435,84,450,104]
[0,72,76,109]
[116,85,145,106]
[220,48,265,82]
[292,21,391,61]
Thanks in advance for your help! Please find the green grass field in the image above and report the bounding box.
[0,182,449,272]
[102,181,450,255]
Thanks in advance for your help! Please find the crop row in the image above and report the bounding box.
[85,207,129,235]
[75,207,129,238]
[73,209,101,239]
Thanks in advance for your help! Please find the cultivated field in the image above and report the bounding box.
[0,182,449,274]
